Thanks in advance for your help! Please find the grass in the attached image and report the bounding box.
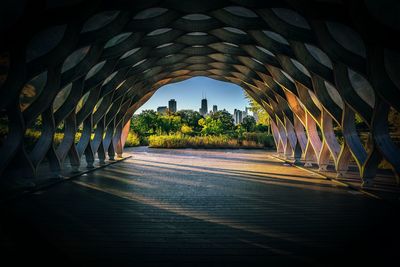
[148,133,275,149]
[243,132,276,147]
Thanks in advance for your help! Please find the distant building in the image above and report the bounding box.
[243,107,250,117]
[199,98,208,116]
[233,109,237,124]
[168,99,177,113]
[233,109,243,125]
[213,105,218,113]
[157,106,168,114]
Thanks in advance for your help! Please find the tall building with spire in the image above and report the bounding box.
[199,98,208,116]
[168,99,177,113]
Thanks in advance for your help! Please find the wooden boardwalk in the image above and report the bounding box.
[1,147,398,266]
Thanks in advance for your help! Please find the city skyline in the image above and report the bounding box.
[135,77,250,114]
[154,97,251,117]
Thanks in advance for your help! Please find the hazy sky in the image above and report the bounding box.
[135,77,251,114]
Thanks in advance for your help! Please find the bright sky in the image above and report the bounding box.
[135,77,251,114]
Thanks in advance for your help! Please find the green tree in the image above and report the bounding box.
[245,92,271,133]
[159,114,181,134]
[241,116,256,132]
[198,117,224,136]
[210,110,235,132]
[130,109,160,135]
[176,110,203,132]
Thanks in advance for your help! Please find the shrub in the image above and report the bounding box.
[148,134,275,149]
[149,134,187,148]
[241,140,262,148]
[243,132,275,148]
[180,124,193,135]
[22,129,97,150]
[255,123,268,132]
[124,132,140,147]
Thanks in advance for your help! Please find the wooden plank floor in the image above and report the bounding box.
[1,147,398,266]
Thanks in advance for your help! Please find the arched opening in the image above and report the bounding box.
[126,76,270,149]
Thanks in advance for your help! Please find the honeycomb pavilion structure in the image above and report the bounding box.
[1,0,400,189]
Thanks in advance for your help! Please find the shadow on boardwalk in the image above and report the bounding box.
[1,148,399,266]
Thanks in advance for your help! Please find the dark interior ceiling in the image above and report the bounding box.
[0,0,399,187]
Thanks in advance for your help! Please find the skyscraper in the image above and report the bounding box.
[199,98,208,116]
[238,110,243,124]
[243,107,249,117]
[157,106,168,114]
[213,105,218,113]
[233,109,243,125]
[168,99,177,113]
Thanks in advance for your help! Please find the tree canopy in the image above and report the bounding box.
[131,107,270,139]
[176,110,203,132]
[242,116,256,132]
[210,110,235,132]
